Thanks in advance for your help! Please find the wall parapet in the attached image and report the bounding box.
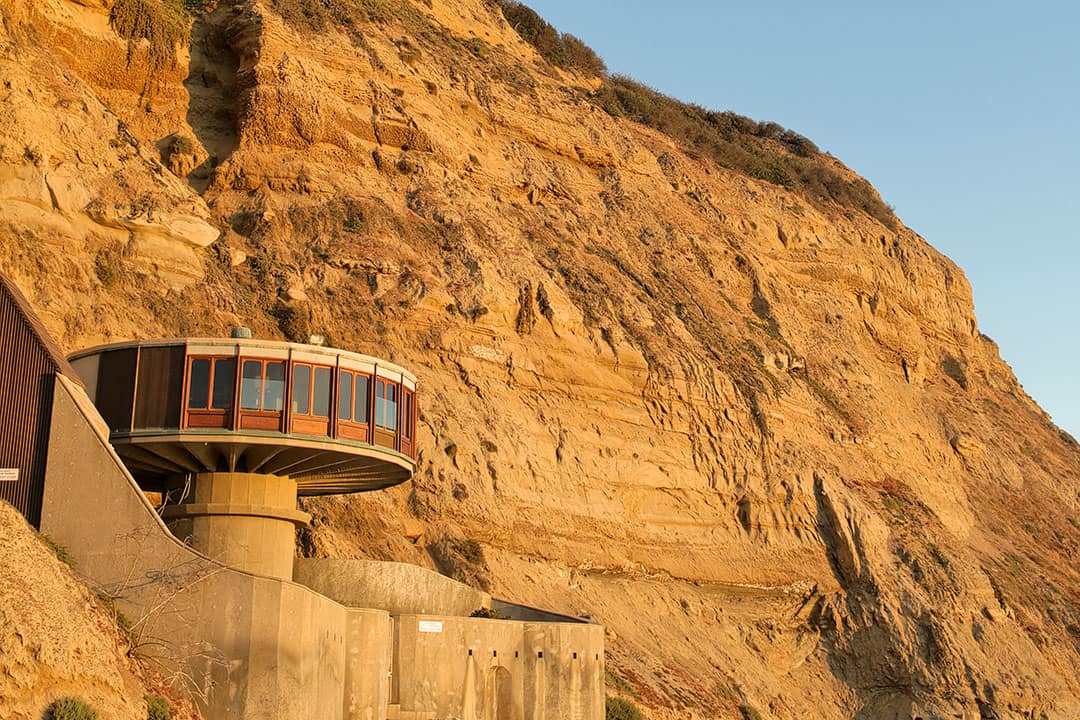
[294,557,492,617]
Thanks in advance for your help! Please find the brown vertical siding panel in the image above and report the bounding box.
[0,278,60,527]
[95,349,137,433]
[134,345,184,429]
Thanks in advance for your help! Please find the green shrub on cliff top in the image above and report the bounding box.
[494,0,607,76]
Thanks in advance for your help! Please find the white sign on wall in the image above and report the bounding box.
[0,469,19,483]
[418,621,443,633]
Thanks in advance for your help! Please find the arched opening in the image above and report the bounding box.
[486,665,513,720]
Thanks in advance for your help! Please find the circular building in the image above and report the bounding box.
[69,333,419,579]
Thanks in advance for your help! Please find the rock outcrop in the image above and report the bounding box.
[1,0,1078,717]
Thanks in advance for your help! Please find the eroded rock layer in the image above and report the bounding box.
[1,0,1078,717]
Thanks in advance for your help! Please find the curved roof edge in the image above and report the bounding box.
[69,337,418,384]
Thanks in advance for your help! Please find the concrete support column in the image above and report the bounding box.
[163,472,310,580]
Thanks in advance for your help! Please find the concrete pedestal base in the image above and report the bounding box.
[164,472,310,580]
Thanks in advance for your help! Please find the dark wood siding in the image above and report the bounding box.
[95,349,137,433]
[0,274,71,528]
[134,345,184,429]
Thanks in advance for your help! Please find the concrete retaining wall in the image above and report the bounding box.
[393,614,605,720]
[294,557,491,617]
[39,375,391,720]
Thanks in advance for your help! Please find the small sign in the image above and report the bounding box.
[0,469,19,483]
[418,621,443,633]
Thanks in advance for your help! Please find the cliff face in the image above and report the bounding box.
[2,0,1079,717]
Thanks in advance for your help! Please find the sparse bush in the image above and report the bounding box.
[40,534,74,567]
[713,682,738,703]
[606,668,639,699]
[49,697,98,720]
[270,0,400,35]
[470,607,508,619]
[97,592,134,634]
[589,74,897,228]
[739,704,763,720]
[146,695,172,720]
[108,0,189,72]
[171,135,195,155]
[455,538,484,563]
[272,302,311,343]
[495,0,606,76]
[94,245,124,289]
[605,696,643,720]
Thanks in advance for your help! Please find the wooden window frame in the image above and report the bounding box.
[290,361,333,436]
[183,355,236,429]
[336,369,372,443]
[237,358,285,431]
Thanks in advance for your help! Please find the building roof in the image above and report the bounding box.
[0,272,82,387]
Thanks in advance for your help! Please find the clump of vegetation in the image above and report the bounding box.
[97,592,134,635]
[739,704,763,720]
[493,1,606,76]
[146,695,172,720]
[272,302,311,343]
[49,697,98,720]
[171,135,195,155]
[94,244,124,289]
[590,75,896,228]
[342,212,366,234]
[108,0,189,72]
[805,374,862,433]
[454,538,484,564]
[606,668,639,699]
[39,533,74,567]
[605,696,644,720]
[492,0,896,226]
[470,607,508,619]
[269,0,401,35]
[430,535,491,590]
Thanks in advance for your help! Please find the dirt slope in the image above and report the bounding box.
[0,503,150,719]
[1,0,1078,717]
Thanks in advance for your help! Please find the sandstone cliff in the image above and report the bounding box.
[1,0,1078,717]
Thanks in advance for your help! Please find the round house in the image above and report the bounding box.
[68,333,419,579]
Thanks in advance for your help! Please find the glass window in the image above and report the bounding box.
[241,360,262,410]
[211,358,235,410]
[354,375,369,423]
[313,367,331,418]
[338,371,353,421]
[375,380,385,428]
[385,383,397,431]
[376,380,398,430]
[403,392,411,439]
[264,362,285,411]
[292,364,311,414]
[188,359,210,409]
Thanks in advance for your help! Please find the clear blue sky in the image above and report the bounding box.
[522,0,1080,436]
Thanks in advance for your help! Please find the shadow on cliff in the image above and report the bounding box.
[183,4,240,193]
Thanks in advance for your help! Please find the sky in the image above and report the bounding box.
[522,0,1080,437]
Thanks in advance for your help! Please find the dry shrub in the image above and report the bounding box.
[495,0,606,76]
[590,75,897,228]
[108,0,189,72]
